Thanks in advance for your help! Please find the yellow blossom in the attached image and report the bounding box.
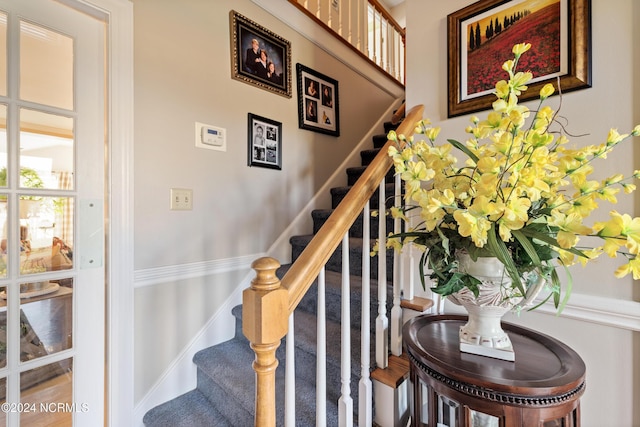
[607,128,628,145]
[453,210,491,247]
[512,42,531,56]
[424,126,441,141]
[389,207,407,221]
[539,83,555,100]
[495,80,509,99]
[614,258,640,279]
[548,212,592,248]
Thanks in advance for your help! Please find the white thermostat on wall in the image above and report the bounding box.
[196,122,226,151]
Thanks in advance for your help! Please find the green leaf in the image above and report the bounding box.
[512,230,542,266]
[431,272,467,295]
[519,228,587,258]
[527,292,553,311]
[487,223,525,295]
[447,139,479,163]
[555,265,572,314]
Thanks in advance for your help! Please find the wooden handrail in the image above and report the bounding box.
[282,103,423,312]
[391,102,406,125]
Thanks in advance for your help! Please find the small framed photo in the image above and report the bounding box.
[230,11,292,98]
[248,113,282,170]
[447,0,591,117]
[296,63,340,137]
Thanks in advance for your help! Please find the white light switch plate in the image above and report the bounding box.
[170,188,193,210]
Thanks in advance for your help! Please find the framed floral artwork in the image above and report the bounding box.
[447,0,591,117]
[230,11,292,98]
[296,63,340,137]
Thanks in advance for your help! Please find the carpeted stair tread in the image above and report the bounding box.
[289,234,393,281]
[330,182,395,209]
[346,165,395,186]
[360,148,382,166]
[384,121,400,134]
[372,134,389,149]
[311,208,393,238]
[143,389,235,427]
[192,326,346,425]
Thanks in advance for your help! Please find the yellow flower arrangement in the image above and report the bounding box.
[386,43,640,311]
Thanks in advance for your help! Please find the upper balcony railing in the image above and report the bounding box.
[288,0,405,85]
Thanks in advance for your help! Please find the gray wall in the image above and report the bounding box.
[132,0,402,403]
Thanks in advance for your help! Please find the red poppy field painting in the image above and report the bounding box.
[447,0,591,118]
[465,0,561,96]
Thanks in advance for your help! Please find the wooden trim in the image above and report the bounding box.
[371,354,409,388]
[400,296,434,313]
[286,0,405,89]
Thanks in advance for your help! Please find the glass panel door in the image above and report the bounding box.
[0,1,106,425]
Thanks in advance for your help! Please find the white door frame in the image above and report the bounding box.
[64,0,134,425]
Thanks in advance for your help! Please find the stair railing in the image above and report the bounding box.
[243,104,424,426]
[287,0,406,85]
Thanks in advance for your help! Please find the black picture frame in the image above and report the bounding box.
[248,113,282,170]
[230,11,292,98]
[296,63,340,137]
[447,0,591,117]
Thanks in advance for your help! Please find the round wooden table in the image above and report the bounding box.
[403,315,586,427]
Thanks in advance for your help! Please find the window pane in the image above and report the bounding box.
[19,279,73,362]
[0,104,7,188]
[0,13,6,97]
[0,286,6,369]
[21,358,72,426]
[19,196,74,276]
[20,109,74,191]
[0,376,5,427]
[20,21,73,110]
[437,395,459,427]
[0,200,6,279]
[470,409,500,427]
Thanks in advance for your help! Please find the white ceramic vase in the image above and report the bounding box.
[448,252,545,361]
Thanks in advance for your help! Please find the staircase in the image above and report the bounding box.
[143,114,420,426]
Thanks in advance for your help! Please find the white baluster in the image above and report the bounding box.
[286,313,296,426]
[359,1,366,53]
[317,268,327,427]
[390,173,403,356]
[338,234,353,427]
[376,181,388,369]
[359,202,372,427]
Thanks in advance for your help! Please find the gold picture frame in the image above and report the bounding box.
[230,10,292,98]
[447,0,591,117]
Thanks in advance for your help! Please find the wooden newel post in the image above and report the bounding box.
[243,257,288,427]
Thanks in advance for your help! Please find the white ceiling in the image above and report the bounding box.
[379,0,405,8]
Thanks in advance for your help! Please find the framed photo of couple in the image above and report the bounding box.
[296,63,340,137]
[230,10,292,98]
[248,113,282,170]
